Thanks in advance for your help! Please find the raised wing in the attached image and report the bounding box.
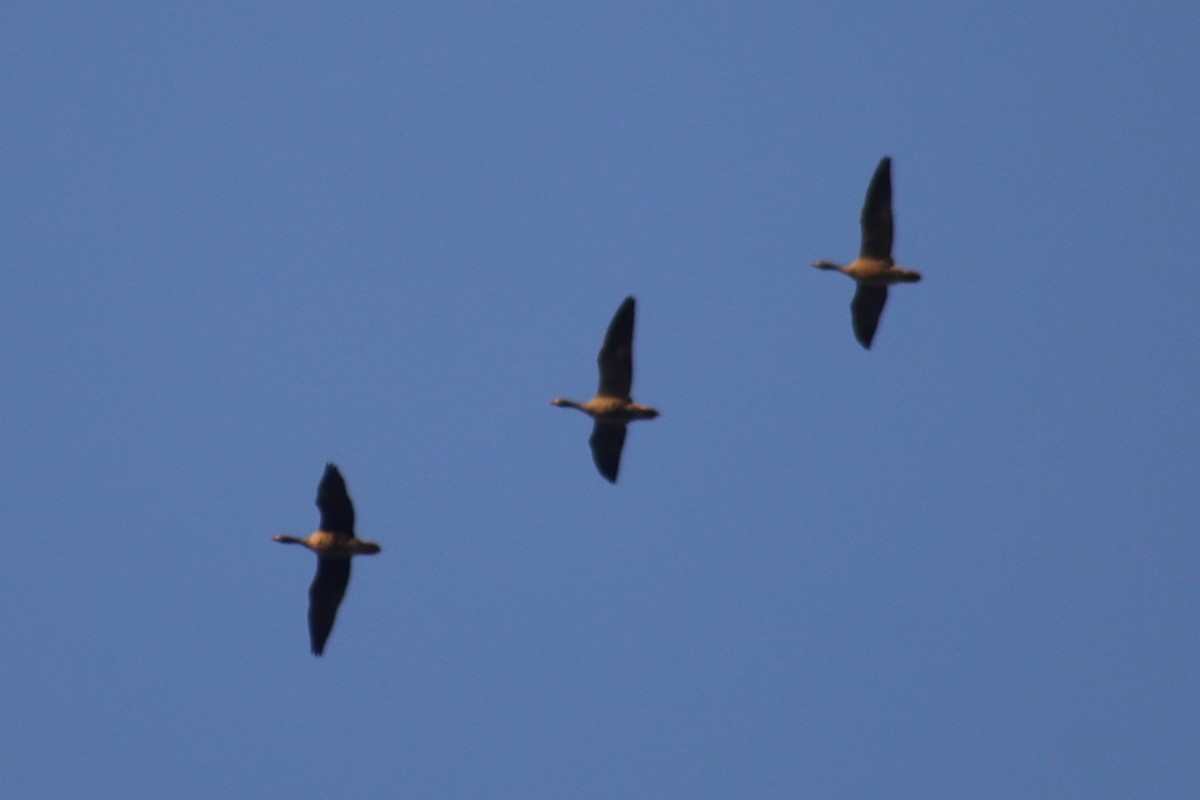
[596,296,636,399]
[316,463,355,535]
[859,157,894,261]
[850,285,889,349]
[308,557,351,656]
[588,421,627,484]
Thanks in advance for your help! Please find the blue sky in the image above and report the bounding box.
[4,2,1199,797]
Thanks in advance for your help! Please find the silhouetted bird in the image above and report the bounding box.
[273,463,381,655]
[812,157,922,348]
[551,296,659,483]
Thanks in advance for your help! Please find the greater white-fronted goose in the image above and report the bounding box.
[551,296,659,483]
[273,463,381,655]
[812,156,922,349]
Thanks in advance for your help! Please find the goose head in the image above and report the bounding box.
[811,260,845,272]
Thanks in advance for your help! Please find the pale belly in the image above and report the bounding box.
[846,259,920,286]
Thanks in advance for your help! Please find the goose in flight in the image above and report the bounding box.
[551,296,659,483]
[273,463,381,655]
[812,156,922,348]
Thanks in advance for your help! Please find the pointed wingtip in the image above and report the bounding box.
[853,321,878,350]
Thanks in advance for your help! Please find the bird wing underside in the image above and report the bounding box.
[596,296,636,399]
[308,556,351,656]
[316,463,355,534]
[851,284,889,349]
[589,421,628,483]
[859,157,894,261]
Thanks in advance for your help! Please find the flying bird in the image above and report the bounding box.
[812,156,922,348]
[551,296,659,483]
[273,463,381,655]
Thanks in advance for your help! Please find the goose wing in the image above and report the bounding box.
[859,157,894,261]
[316,463,355,535]
[596,296,636,400]
[308,556,351,656]
[588,421,627,484]
[850,285,888,349]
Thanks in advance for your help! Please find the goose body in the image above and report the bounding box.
[273,463,381,655]
[551,296,659,483]
[812,156,922,349]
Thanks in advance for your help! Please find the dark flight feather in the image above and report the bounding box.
[596,296,636,399]
[859,157,894,261]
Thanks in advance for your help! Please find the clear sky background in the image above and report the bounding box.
[4,3,1198,798]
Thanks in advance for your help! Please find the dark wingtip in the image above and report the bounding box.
[595,460,620,484]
